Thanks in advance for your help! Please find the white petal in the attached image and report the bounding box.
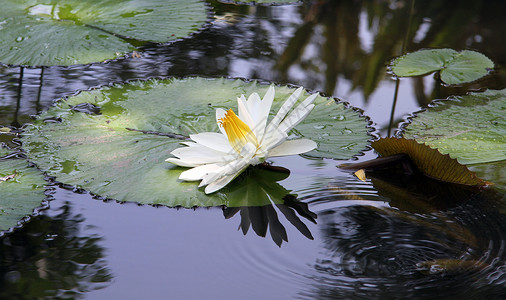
[237,95,247,119]
[190,132,233,154]
[277,103,314,133]
[259,128,287,153]
[265,87,303,135]
[260,85,275,116]
[267,139,317,157]
[165,157,198,168]
[300,92,318,107]
[251,85,275,141]
[181,141,196,147]
[237,95,256,129]
[216,108,227,136]
[199,143,256,186]
[246,92,262,114]
[276,93,317,133]
[179,164,222,181]
[245,92,265,138]
[204,170,245,194]
[170,144,235,165]
[239,142,257,157]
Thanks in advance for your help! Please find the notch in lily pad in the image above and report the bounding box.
[390,49,494,85]
[0,147,48,234]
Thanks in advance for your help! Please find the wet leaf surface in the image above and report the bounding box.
[403,89,505,190]
[22,77,371,207]
[0,147,47,233]
[0,0,209,66]
[403,89,505,165]
[391,48,494,85]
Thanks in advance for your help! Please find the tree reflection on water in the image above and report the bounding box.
[2,1,505,129]
[0,198,112,299]
[302,176,506,299]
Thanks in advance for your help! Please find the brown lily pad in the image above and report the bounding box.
[371,137,487,186]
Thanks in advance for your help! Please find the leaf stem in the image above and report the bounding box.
[388,0,415,137]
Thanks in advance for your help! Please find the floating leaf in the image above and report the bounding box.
[371,137,486,186]
[0,148,47,233]
[0,0,208,66]
[22,77,371,207]
[416,259,489,275]
[391,49,494,85]
[468,160,506,194]
[403,89,506,165]
[402,89,505,191]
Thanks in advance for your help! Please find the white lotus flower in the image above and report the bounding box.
[166,86,318,194]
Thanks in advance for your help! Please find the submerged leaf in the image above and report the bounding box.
[416,259,489,275]
[0,148,47,233]
[369,172,483,213]
[391,48,494,85]
[22,77,370,207]
[371,137,487,186]
[0,0,209,66]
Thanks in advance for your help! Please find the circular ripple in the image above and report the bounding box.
[298,188,506,299]
[212,166,396,298]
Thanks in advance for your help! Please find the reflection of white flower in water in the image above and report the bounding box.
[166,86,318,194]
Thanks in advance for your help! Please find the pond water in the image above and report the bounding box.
[1,0,505,299]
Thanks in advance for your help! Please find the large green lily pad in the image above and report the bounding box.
[403,89,505,165]
[468,160,506,193]
[22,77,371,207]
[403,89,505,189]
[0,148,47,233]
[391,49,494,85]
[0,0,208,66]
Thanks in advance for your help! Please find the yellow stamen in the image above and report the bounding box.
[219,109,258,153]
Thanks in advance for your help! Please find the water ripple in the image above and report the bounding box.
[297,188,506,299]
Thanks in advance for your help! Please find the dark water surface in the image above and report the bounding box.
[1,1,505,299]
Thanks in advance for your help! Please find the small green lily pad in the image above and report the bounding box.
[391,49,494,85]
[22,77,371,207]
[0,148,47,233]
[0,0,209,66]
